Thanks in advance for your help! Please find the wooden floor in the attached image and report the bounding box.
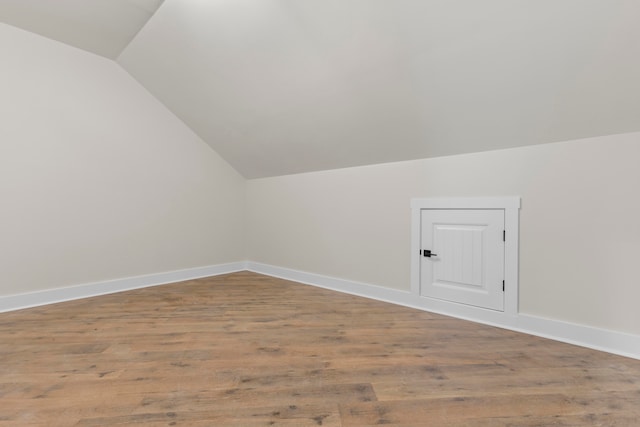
[1,272,640,426]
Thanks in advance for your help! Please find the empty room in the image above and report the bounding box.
[1,0,640,425]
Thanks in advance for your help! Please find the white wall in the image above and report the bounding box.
[0,24,245,297]
[3,18,639,346]
[247,132,640,335]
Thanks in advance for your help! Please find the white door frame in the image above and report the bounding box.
[411,197,521,317]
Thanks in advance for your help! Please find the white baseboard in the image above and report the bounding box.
[4,260,638,360]
[0,261,247,313]
[246,262,640,360]
[514,314,640,361]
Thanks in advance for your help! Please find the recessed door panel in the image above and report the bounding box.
[421,209,504,311]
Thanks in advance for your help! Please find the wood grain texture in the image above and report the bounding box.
[1,271,639,426]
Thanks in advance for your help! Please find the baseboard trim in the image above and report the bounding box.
[514,314,640,361]
[4,261,638,360]
[0,261,247,313]
[247,261,416,306]
[246,262,640,360]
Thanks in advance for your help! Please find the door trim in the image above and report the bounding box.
[411,197,521,316]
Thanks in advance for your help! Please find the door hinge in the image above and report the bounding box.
[503,280,505,291]
[503,230,506,242]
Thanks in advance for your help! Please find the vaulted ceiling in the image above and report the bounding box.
[3,0,640,178]
[0,0,164,59]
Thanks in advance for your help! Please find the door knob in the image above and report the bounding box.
[422,249,437,258]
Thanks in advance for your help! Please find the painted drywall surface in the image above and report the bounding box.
[0,24,245,296]
[0,0,165,59]
[118,0,640,178]
[246,132,640,335]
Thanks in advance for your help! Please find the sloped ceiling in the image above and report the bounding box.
[0,0,164,59]
[4,1,640,178]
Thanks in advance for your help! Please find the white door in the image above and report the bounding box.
[420,209,505,311]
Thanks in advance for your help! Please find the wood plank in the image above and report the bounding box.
[1,271,640,425]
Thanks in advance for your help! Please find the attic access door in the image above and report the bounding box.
[421,209,505,311]
[411,198,520,315]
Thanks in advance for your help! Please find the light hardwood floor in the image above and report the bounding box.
[1,272,639,426]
